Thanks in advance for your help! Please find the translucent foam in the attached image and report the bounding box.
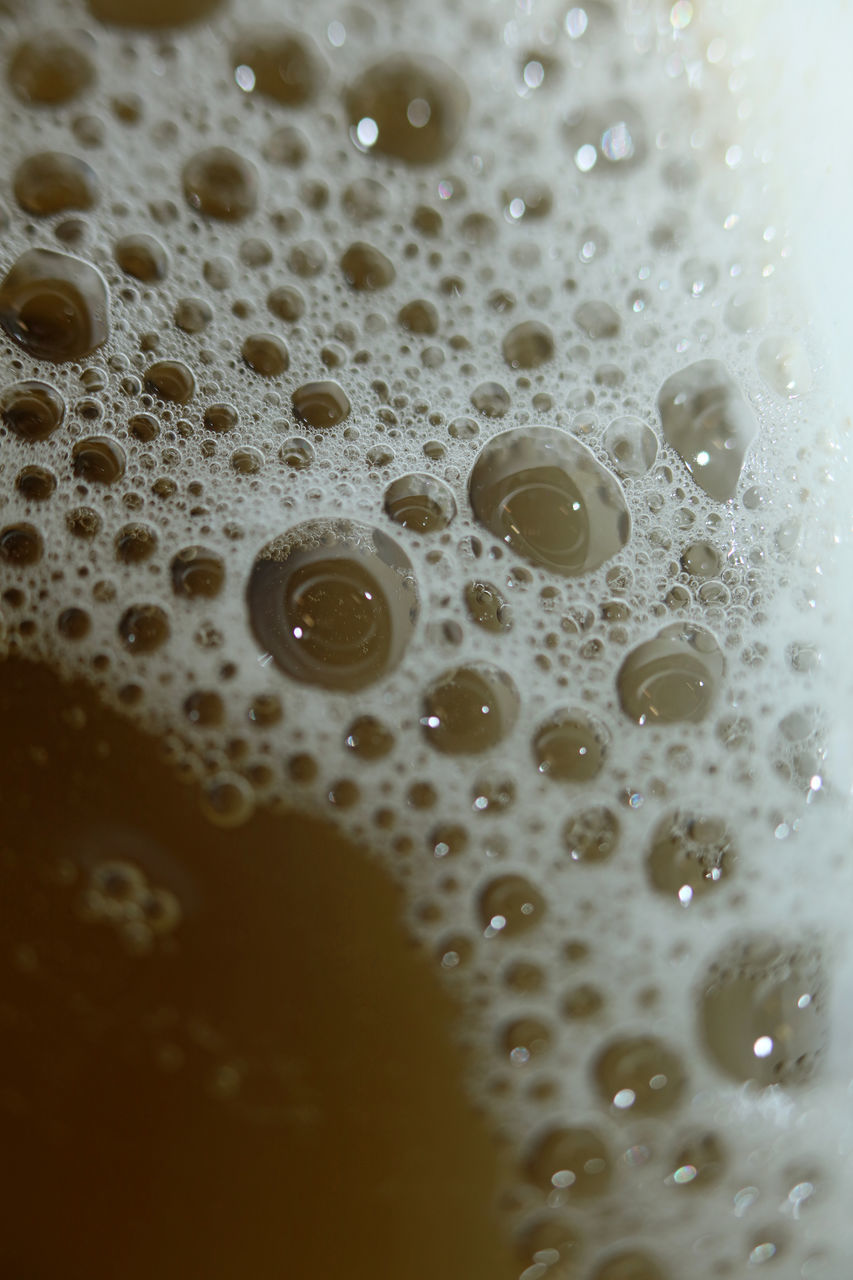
[1,1,851,1275]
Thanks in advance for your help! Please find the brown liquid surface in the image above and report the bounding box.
[0,658,515,1280]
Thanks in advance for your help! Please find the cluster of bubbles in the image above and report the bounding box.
[0,0,849,1276]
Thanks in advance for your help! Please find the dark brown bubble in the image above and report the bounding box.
[470,382,510,417]
[593,1035,686,1115]
[183,689,224,726]
[525,1125,612,1197]
[383,473,456,532]
[114,234,168,282]
[203,403,238,434]
[533,709,608,782]
[421,664,519,755]
[0,248,109,362]
[247,519,419,692]
[407,781,437,811]
[429,823,468,858]
[118,602,169,652]
[658,360,756,502]
[590,1251,669,1280]
[288,752,317,784]
[128,412,159,442]
[291,381,350,428]
[57,606,91,639]
[115,523,157,564]
[173,296,212,333]
[470,776,515,814]
[478,874,545,938]
[464,580,513,632]
[267,285,304,323]
[279,436,314,470]
[230,447,264,475]
[9,33,94,105]
[0,522,43,565]
[13,151,98,216]
[340,242,395,291]
[699,938,826,1086]
[16,465,57,501]
[346,55,469,165]
[241,333,289,377]
[72,436,126,485]
[562,806,619,863]
[398,299,439,335]
[170,546,225,599]
[231,26,326,106]
[182,147,258,221]
[646,812,734,903]
[501,320,554,369]
[469,427,630,577]
[88,0,223,27]
[66,505,100,538]
[143,360,195,404]
[0,380,65,441]
[344,715,395,760]
[617,622,724,726]
[247,693,282,727]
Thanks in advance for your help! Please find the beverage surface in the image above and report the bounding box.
[0,1,851,1277]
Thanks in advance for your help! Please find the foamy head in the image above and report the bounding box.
[1,0,851,1275]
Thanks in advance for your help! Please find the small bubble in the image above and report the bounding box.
[526,1125,612,1197]
[241,334,289,377]
[384,473,456,532]
[346,55,468,164]
[1,381,65,441]
[13,151,98,216]
[0,523,43,565]
[478,874,544,938]
[593,1036,687,1115]
[144,360,195,404]
[0,248,109,362]
[291,381,350,428]
[533,709,608,783]
[118,603,169,654]
[114,234,168,282]
[421,663,519,755]
[248,519,418,691]
[183,147,258,221]
[73,436,126,485]
[200,773,255,828]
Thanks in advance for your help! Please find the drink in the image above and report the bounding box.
[1,1,850,1277]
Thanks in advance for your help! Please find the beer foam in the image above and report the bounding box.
[1,0,851,1274]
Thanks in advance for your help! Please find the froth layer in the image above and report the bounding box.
[1,1,851,1276]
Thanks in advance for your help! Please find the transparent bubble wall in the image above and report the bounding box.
[1,0,852,1276]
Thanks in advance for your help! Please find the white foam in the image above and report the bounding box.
[0,0,851,1274]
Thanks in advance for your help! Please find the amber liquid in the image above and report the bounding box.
[0,658,516,1278]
